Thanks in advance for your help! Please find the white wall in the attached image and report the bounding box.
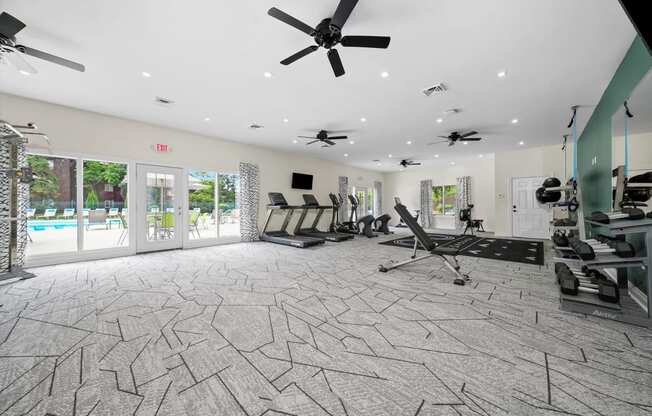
[383,156,496,231]
[493,144,572,236]
[0,93,383,232]
[613,132,652,174]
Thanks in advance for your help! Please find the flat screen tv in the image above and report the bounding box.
[291,172,313,190]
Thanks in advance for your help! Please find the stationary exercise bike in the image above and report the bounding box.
[460,204,484,235]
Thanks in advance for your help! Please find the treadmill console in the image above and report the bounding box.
[302,194,320,206]
[268,192,289,206]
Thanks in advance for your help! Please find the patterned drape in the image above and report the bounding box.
[373,181,382,216]
[338,176,348,221]
[239,162,260,242]
[0,138,28,271]
[455,176,471,229]
[419,180,433,229]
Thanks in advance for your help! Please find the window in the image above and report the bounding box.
[82,160,129,250]
[25,155,77,256]
[432,184,457,215]
[187,170,240,240]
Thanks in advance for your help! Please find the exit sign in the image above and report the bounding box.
[153,143,172,153]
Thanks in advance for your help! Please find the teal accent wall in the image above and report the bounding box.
[577,36,652,215]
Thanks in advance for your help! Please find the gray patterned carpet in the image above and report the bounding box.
[1,234,651,415]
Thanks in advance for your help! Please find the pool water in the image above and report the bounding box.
[28,219,122,231]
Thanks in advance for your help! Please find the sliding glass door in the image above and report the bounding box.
[187,170,240,242]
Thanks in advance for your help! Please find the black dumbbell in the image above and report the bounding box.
[557,268,619,303]
[594,235,636,258]
[552,232,568,247]
[589,207,645,224]
[568,238,595,260]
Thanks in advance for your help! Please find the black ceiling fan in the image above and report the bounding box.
[429,131,483,147]
[399,159,421,168]
[0,12,85,74]
[267,0,391,77]
[299,130,349,147]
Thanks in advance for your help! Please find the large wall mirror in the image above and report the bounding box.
[611,68,652,299]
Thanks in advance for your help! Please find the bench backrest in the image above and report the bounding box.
[394,202,436,251]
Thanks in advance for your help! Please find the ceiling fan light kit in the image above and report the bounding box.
[268,0,391,78]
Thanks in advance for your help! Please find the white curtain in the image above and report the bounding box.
[373,181,382,216]
[239,162,260,241]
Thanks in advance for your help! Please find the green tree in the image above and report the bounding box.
[85,188,99,209]
[26,155,59,203]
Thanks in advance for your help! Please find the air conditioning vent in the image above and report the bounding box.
[249,123,264,129]
[154,96,174,105]
[422,83,447,97]
[443,108,461,115]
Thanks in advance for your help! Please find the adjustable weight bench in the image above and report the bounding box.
[379,200,471,286]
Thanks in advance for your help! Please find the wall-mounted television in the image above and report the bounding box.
[291,172,313,190]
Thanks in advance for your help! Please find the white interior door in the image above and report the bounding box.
[511,176,550,239]
[136,164,184,252]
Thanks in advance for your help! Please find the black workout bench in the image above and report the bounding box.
[379,200,471,285]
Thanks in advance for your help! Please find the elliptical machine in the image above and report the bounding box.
[329,193,357,234]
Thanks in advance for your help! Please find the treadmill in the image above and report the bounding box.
[260,192,325,248]
[294,194,354,242]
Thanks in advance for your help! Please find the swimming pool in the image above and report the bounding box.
[27,219,122,231]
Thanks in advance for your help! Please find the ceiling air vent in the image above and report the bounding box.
[154,96,174,105]
[443,108,461,115]
[422,83,447,97]
[249,123,264,130]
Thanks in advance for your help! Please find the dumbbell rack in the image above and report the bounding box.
[550,181,586,240]
[553,217,652,327]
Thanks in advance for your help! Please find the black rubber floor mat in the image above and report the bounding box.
[379,233,544,266]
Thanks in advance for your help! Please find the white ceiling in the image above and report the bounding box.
[0,0,636,171]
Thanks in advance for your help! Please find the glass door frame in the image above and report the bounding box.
[136,164,185,253]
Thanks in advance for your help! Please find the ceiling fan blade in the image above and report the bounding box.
[330,0,359,31]
[306,140,320,145]
[298,135,315,139]
[461,130,478,138]
[410,163,422,166]
[16,45,85,72]
[437,136,450,139]
[464,137,482,141]
[324,140,336,146]
[0,12,25,38]
[267,8,315,36]
[427,140,449,146]
[327,136,348,140]
[280,45,319,65]
[3,48,37,74]
[341,36,391,49]
[327,49,345,77]
[320,129,354,133]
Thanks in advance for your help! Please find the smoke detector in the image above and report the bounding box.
[249,123,264,129]
[422,83,447,97]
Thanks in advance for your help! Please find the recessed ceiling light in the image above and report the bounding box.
[344,153,349,157]
[450,161,456,165]
[497,70,507,78]
[292,139,298,144]
[263,71,273,78]
[434,154,439,158]
[400,168,405,172]
[349,140,355,144]
[511,118,519,124]
[360,117,367,123]
[519,141,525,145]
[377,162,382,166]
[463,141,468,145]
[283,118,289,123]
[478,154,484,158]
[406,140,412,145]
[388,154,393,158]
[19,70,31,76]
[204,117,211,122]
[436,118,443,124]
[380,71,389,78]
[141,71,151,78]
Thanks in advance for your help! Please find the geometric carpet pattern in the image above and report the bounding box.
[1,235,651,415]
